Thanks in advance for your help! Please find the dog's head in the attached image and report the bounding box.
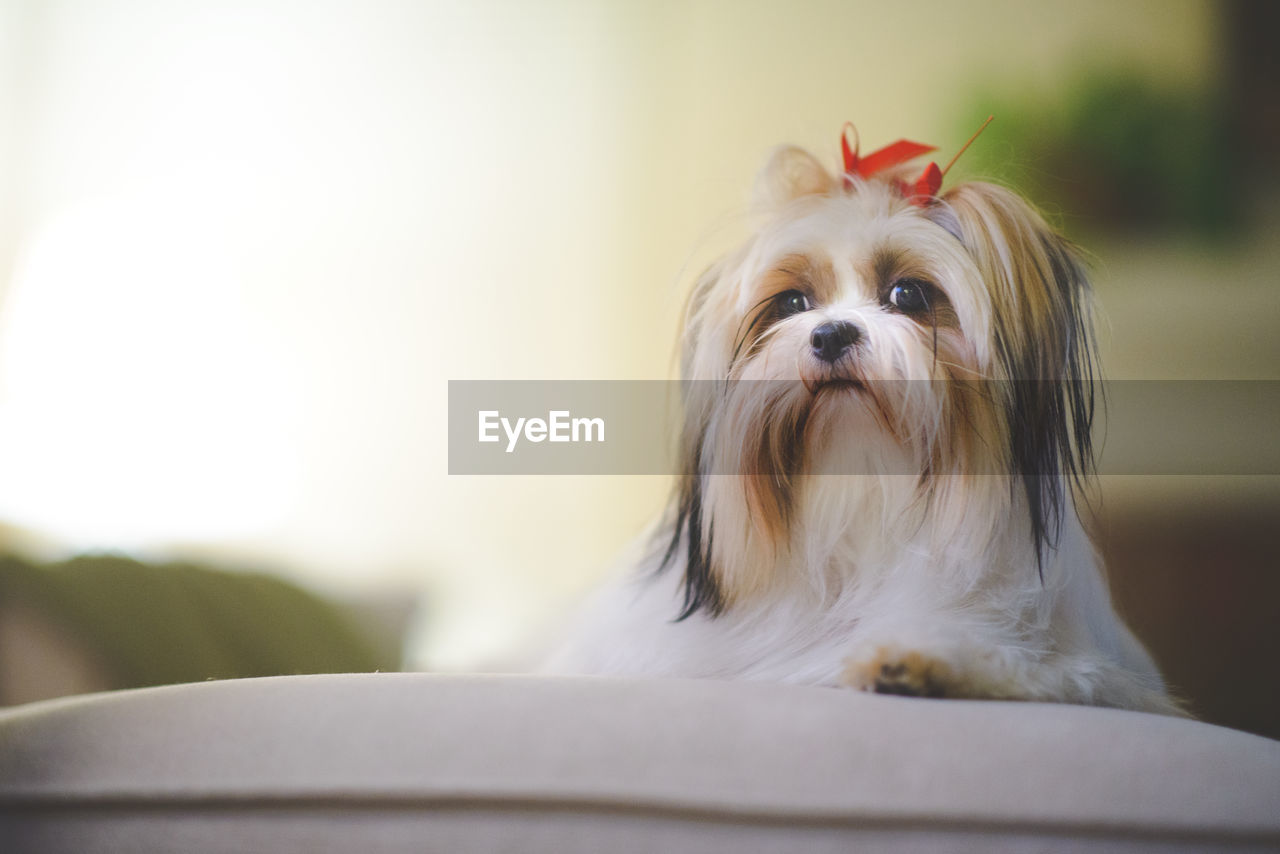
[664,144,1097,617]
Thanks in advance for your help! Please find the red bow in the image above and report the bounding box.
[840,117,992,207]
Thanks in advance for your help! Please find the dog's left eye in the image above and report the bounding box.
[886,279,931,313]
[776,290,812,317]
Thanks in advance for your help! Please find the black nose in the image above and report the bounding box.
[810,320,860,363]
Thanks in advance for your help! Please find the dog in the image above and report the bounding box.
[541,126,1181,715]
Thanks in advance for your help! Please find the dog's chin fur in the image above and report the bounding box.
[541,145,1183,716]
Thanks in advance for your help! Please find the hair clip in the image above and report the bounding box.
[841,116,994,207]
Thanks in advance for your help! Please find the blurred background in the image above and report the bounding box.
[0,0,1276,736]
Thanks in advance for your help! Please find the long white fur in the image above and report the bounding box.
[540,144,1181,715]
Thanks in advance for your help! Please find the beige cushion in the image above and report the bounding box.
[1,673,1278,852]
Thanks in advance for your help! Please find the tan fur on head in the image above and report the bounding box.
[667,151,1097,614]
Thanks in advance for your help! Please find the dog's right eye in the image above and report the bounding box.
[776,290,811,317]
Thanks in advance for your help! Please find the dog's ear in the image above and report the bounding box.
[751,146,837,209]
[657,261,727,620]
[940,182,1098,569]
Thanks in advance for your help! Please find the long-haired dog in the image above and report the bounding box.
[543,128,1181,715]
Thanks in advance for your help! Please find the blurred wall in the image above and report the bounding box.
[0,0,1238,669]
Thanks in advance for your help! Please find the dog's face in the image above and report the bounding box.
[665,147,1096,617]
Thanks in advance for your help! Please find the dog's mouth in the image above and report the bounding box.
[798,349,866,395]
[801,374,864,395]
[813,379,862,395]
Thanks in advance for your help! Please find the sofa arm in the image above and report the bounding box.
[1,673,1278,853]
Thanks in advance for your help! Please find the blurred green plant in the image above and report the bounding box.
[954,71,1240,239]
[0,554,395,691]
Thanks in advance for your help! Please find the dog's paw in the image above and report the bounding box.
[841,647,953,698]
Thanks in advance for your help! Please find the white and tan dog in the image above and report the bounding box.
[543,129,1181,715]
